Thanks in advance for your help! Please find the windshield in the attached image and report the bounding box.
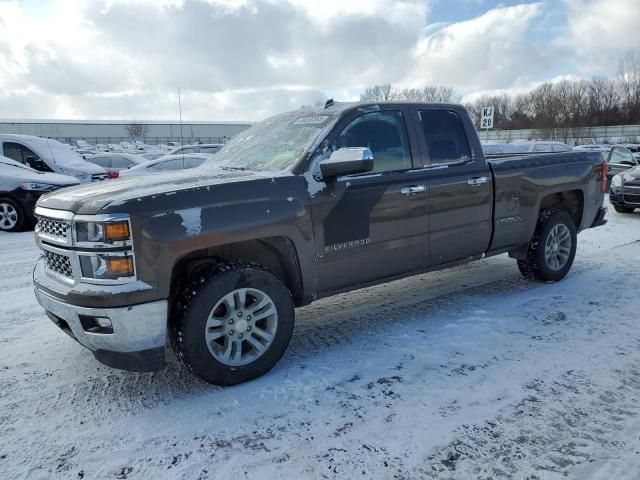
[45,139,86,166]
[203,109,341,171]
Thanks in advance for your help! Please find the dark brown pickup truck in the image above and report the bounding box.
[32,102,608,385]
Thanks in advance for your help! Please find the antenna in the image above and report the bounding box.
[178,87,184,147]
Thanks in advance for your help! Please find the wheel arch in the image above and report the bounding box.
[169,235,305,311]
[538,189,584,229]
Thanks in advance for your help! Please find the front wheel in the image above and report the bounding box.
[171,261,295,386]
[518,210,577,282]
[0,198,25,232]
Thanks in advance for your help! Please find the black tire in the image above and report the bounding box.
[614,205,635,214]
[0,197,25,232]
[519,209,577,282]
[171,261,295,386]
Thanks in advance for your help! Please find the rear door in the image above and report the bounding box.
[411,106,493,266]
[310,105,430,294]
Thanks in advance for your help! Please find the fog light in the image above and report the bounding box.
[96,317,112,329]
[79,315,114,334]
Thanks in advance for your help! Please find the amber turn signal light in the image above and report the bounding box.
[106,257,134,276]
[104,222,130,242]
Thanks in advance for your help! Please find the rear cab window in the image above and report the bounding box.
[417,110,471,165]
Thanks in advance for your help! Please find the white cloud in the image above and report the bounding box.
[559,0,640,73]
[406,4,546,91]
[0,0,638,121]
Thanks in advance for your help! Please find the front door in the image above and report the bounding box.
[309,106,430,294]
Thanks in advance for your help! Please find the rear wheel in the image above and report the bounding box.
[518,209,577,282]
[0,198,25,232]
[171,261,295,386]
[614,205,635,214]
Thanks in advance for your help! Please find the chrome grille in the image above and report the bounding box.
[43,251,73,279]
[36,216,70,243]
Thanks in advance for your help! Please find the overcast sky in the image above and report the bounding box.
[1,0,639,121]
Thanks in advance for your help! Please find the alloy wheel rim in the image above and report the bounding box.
[0,203,18,230]
[204,288,278,366]
[544,224,571,271]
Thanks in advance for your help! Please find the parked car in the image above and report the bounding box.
[107,143,122,152]
[511,141,572,153]
[616,143,640,153]
[0,156,79,232]
[573,144,613,153]
[605,145,639,184]
[140,152,166,161]
[168,143,224,155]
[32,102,607,385]
[85,153,148,179]
[609,166,640,213]
[0,134,107,183]
[119,153,212,177]
[482,143,528,156]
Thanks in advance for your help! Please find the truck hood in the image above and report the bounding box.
[36,167,285,214]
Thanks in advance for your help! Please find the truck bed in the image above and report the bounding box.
[487,151,605,255]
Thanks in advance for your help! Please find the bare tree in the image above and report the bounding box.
[466,93,514,129]
[587,77,621,126]
[619,52,640,124]
[125,121,149,142]
[358,51,640,133]
[359,84,395,101]
[360,84,461,103]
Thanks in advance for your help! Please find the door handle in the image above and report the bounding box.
[467,177,488,186]
[400,185,426,195]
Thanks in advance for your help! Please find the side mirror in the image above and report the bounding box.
[320,147,374,179]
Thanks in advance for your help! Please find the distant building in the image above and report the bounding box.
[0,119,253,146]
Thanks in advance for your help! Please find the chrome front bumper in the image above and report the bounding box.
[34,287,168,371]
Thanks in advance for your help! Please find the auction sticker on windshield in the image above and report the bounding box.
[293,116,329,125]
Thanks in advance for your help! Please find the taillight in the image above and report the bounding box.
[107,170,119,179]
[601,160,608,193]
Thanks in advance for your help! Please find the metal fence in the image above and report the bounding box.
[478,124,640,145]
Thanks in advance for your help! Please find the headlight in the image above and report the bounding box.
[612,175,623,188]
[20,182,57,191]
[79,254,135,280]
[75,220,130,244]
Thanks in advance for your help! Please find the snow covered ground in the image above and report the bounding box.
[1,199,639,480]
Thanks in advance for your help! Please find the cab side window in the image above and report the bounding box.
[418,110,471,164]
[2,142,51,171]
[3,142,39,165]
[335,111,412,173]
